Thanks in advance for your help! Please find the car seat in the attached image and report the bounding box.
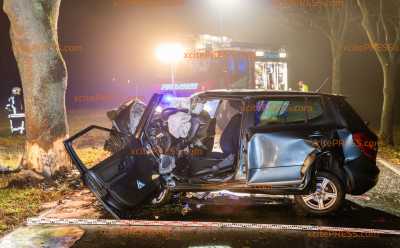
[190,113,242,177]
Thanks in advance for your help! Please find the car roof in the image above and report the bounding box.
[192,89,344,99]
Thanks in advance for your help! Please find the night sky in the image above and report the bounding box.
[0,0,396,127]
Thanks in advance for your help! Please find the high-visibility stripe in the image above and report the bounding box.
[8,113,25,118]
[26,217,400,236]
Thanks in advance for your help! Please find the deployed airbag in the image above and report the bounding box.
[167,111,192,138]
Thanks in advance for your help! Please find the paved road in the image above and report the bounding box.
[348,162,400,217]
[58,161,400,248]
[2,196,398,248]
[2,161,400,248]
[2,223,399,248]
[72,224,399,248]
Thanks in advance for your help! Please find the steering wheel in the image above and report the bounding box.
[147,117,172,154]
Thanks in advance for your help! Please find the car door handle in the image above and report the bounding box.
[308,131,324,140]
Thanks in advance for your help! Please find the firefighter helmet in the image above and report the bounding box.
[12,87,22,95]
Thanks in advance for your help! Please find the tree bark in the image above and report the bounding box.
[330,42,344,95]
[3,0,71,177]
[331,54,342,94]
[380,64,396,145]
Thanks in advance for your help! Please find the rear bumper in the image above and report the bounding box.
[344,156,380,195]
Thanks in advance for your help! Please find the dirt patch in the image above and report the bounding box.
[38,189,108,219]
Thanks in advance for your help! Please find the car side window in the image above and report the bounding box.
[202,99,220,118]
[307,97,324,121]
[255,98,306,126]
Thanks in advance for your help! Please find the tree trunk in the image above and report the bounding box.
[379,64,396,145]
[331,52,343,95]
[329,38,344,95]
[3,0,71,177]
[357,0,400,146]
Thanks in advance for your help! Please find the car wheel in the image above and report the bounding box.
[294,171,345,216]
[150,188,172,207]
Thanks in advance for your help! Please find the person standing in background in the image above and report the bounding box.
[298,80,310,92]
[5,86,25,135]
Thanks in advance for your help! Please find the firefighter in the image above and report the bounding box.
[5,87,25,135]
[298,80,310,92]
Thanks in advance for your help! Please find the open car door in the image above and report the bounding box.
[64,125,157,218]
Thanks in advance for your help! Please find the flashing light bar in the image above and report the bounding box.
[161,82,199,91]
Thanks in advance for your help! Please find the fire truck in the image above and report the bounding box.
[160,35,288,96]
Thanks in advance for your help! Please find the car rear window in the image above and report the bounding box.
[335,97,367,131]
[255,98,306,126]
[307,97,324,121]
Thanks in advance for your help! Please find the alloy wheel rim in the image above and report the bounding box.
[302,176,338,211]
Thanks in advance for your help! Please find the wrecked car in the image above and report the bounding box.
[64,90,380,218]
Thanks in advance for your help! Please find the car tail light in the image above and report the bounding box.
[352,132,378,160]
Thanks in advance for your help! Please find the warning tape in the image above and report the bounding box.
[27,217,400,236]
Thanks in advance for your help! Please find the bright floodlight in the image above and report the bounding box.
[156,43,185,64]
[279,52,287,58]
[211,0,240,8]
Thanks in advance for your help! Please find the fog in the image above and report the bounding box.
[0,0,397,127]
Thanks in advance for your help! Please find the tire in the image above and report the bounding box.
[294,171,345,216]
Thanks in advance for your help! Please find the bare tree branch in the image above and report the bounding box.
[379,0,390,45]
[283,1,354,94]
[357,0,400,145]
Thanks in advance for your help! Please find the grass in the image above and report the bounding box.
[67,108,111,134]
[0,108,111,169]
[376,127,400,166]
[74,147,111,169]
[0,186,63,234]
[0,112,25,169]
[0,152,23,170]
[0,108,111,236]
